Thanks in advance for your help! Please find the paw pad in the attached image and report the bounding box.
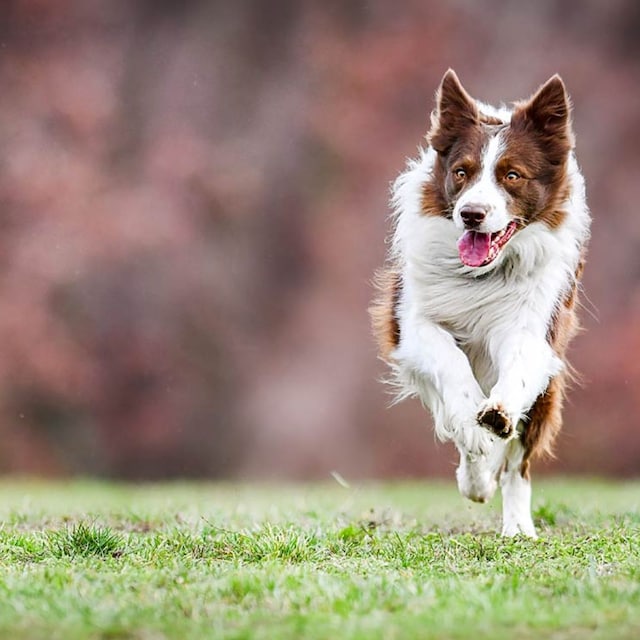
[478,405,513,438]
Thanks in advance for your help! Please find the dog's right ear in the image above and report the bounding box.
[510,74,574,160]
[428,69,478,154]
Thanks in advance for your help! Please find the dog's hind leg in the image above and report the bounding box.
[500,437,537,538]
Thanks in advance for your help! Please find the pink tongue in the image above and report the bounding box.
[457,230,491,267]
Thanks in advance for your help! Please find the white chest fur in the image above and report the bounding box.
[390,146,589,408]
[399,216,575,392]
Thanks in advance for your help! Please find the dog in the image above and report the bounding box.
[371,70,590,537]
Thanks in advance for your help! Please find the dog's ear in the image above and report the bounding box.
[511,75,574,159]
[428,69,478,154]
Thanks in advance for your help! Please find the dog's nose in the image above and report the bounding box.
[460,205,488,228]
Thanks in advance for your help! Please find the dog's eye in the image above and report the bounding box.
[454,168,467,179]
[505,170,521,181]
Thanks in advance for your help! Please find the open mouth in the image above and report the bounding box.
[457,221,518,267]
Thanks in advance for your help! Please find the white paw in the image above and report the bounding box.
[456,454,498,503]
[437,408,496,456]
[501,519,538,539]
[448,409,496,456]
[462,424,496,457]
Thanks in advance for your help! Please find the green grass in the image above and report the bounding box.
[0,479,638,639]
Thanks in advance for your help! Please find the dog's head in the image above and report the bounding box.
[423,70,574,268]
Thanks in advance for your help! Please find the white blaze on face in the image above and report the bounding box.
[453,131,510,235]
[452,129,520,268]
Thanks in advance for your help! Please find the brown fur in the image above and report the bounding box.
[499,78,573,232]
[428,70,479,155]
[369,268,402,361]
[479,115,504,126]
[421,157,449,217]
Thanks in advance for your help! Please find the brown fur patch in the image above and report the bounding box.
[423,123,494,217]
[500,75,573,232]
[369,268,403,361]
[511,75,575,156]
[479,113,505,126]
[521,372,567,479]
[537,206,568,230]
[428,69,479,155]
[420,157,449,217]
[538,181,572,230]
[499,126,570,230]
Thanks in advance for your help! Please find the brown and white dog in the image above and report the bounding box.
[371,70,590,537]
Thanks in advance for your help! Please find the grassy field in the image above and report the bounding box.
[0,479,638,639]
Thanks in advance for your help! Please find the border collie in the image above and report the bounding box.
[371,70,590,537]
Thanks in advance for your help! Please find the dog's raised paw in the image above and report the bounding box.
[477,404,513,438]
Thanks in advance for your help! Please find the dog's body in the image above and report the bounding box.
[371,71,590,537]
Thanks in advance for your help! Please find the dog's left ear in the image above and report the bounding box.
[428,69,479,154]
[512,75,574,157]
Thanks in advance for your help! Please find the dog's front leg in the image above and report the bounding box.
[475,329,556,537]
[478,329,562,439]
[500,440,537,537]
[396,318,492,455]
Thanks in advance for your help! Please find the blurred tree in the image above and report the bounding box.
[0,0,638,477]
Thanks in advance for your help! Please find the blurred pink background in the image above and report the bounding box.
[0,0,639,479]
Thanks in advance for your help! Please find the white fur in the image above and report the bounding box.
[388,108,590,537]
[501,440,537,537]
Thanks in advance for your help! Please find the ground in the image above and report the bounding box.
[0,479,638,639]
